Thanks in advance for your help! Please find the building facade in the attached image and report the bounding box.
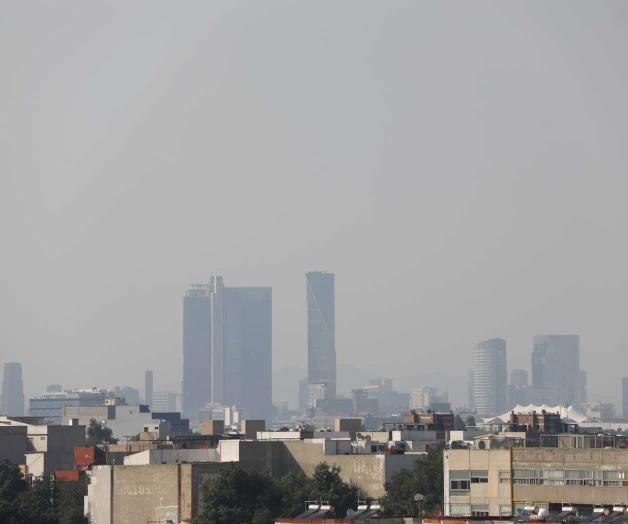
[473,338,508,417]
[444,447,628,517]
[1,362,24,416]
[29,389,106,425]
[306,271,336,398]
[182,277,272,420]
[144,370,153,408]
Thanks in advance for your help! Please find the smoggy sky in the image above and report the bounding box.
[2,1,628,407]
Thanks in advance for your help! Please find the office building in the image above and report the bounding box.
[181,276,272,419]
[623,377,628,419]
[182,284,213,417]
[410,385,448,411]
[444,445,628,517]
[1,362,24,416]
[144,370,153,408]
[152,391,177,413]
[29,388,106,425]
[472,338,508,417]
[306,271,336,398]
[531,335,585,407]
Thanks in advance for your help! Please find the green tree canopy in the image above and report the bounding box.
[0,462,86,524]
[86,419,117,446]
[195,462,364,524]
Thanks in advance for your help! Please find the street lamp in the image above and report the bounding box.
[414,493,424,524]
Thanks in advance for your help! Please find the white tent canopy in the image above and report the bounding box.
[487,404,587,424]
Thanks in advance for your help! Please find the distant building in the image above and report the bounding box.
[307,271,336,399]
[467,369,475,411]
[508,368,529,408]
[531,335,586,407]
[182,277,272,420]
[410,386,448,412]
[623,378,628,419]
[144,370,153,408]
[113,386,140,406]
[29,389,107,425]
[1,362,24,416]
[473,338,508,417]
[152,391,177,412]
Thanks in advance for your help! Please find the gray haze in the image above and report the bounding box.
[2,1,628,406]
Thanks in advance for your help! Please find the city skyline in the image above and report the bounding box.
[2,2,628,408]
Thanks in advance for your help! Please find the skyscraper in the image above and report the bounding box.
[306,271,336,398]
[531,335,585,407]
[144,370,154,408]
[182,277,272,419]
[1,362,24,416]
[182,284,213,417]
[473,338,508,417]
[622,377,628,419]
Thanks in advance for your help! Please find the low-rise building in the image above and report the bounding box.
[444,445,628,517]
[86,462,225,523]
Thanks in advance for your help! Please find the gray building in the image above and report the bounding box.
[29,389,106,425]
[144,370,153,408]
[531,335,586,407]
[182,284,213,417]
[1,362,24,416]
[472,338,508,417]
[508,368,529,408]
[306,271,336,398]
[623,377,628,419]
[182,276,272,420]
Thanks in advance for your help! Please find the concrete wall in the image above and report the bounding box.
[123,448,219,466]
[47,425,86,472]
[86,463,224,524]
[0,425,27,464]
[280,440,416,498]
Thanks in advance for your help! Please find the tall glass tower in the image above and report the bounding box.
[473,338,508,416]
[306,271,336,398]
[1,362,24,416]
[182,277,272,419]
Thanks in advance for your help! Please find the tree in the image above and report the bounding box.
[0,462,86,524]
[195,463,364,523]
[465,415,476,427]
[453,414,465,430]
[308,463,361,518]
[381,445,444,517]
[195,464,281,524]
[0,462,28,524]
[86,419,117,446]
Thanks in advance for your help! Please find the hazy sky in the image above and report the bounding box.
[2,1,628,407]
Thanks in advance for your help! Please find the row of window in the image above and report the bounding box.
[513,469,625,487]
[449,504,511,518]
[450,469,626,492]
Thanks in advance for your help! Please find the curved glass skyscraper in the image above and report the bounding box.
[473,338,508,417]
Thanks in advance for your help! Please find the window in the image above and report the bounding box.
[450,471,471,492]
[500,505,512,517]
[499,471,511,484]
[449,504,471,517]
[471,505,489,517]
[471,470,489,484]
